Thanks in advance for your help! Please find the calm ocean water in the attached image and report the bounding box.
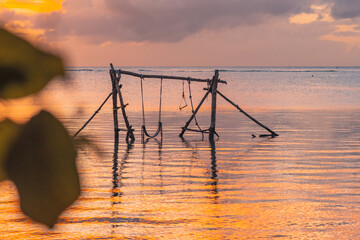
[0,66,360,239]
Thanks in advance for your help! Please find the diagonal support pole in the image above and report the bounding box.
[73,92,113,138]
[217,90,278,137]
[179,89,211,138]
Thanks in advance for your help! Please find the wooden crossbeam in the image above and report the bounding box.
[115,69,227,84]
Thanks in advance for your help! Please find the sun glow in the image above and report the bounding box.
[0,0,64,43]
[0,0,64,14]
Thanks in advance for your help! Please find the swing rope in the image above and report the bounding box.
[187,78,204,138]
[158,77,163,122]
[140,76,163,139]
[179,80,188,110]
[140,77,146,126]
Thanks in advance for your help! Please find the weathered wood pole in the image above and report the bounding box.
[110,64,135,143]
[114,75,135,143]
[110,69,119,140]
[73,92,113,138]
[209,70,219,140]
[216,90,279,137]
[118,69,227,84]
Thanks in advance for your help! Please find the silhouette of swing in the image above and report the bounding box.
[140,76,163,139]
[73,66,279,143]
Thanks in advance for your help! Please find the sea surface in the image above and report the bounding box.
[0,66,360,239]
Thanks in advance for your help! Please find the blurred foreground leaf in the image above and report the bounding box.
[0,120,20,181]
[0,28,64,99]
[5,111,80,228]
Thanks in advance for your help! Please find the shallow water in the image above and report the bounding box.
[0,67,359,239]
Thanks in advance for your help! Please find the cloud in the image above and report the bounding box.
[331,0,360,19]
[320,24,360,50]
[36,0,313,43]
[13,0,360,46]
[0,9,26,25]
[289,12,318,24]
[289,4,334,25]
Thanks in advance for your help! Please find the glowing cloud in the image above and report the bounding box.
[334,24,360,33]
[289,13,318,24]
[320,24,360,50]
[0,0,64,42]
[320,34,360,50]
[289,4,334,24]
[33,0,308,43]
[2,0,360,66]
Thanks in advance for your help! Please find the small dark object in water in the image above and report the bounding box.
[259,134,273,138]
[252,134,256,138]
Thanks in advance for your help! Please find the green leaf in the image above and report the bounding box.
[0,28,64,99]
[5,111,80,228]
[0,119,20,181]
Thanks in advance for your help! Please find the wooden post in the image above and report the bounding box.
[110,64,135,143]
[114,74,135,143]
[110,69,119,140]
[209,70,219,140]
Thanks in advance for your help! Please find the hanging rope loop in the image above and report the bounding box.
[187,77,204,138]
[140,76,163,139]
[179,80,188,110]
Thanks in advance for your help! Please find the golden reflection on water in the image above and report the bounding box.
[1,68,360,239]
[2,108,360,239]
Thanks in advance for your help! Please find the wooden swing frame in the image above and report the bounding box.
[109,64,278,143]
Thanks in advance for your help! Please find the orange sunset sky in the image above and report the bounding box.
[1,0,360,66]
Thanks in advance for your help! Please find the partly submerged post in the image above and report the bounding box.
[110,64,135,143]
[209,70,219,140]
[110,66,119,140]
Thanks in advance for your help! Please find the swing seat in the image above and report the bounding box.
[140,77,163,140]
[142,121,162,138]
[179,103,188,110]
